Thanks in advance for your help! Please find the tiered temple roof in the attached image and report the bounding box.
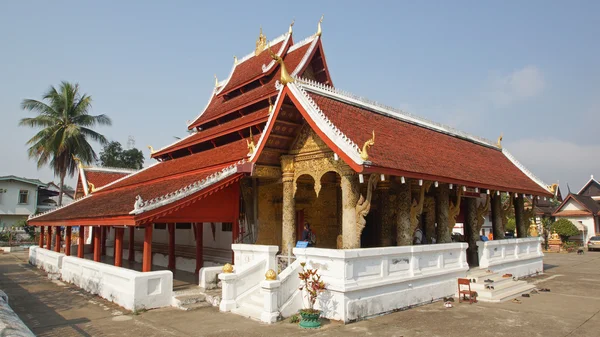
[29,22,553,227]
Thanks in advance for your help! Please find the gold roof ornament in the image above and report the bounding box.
[268,97,274,114]
[233,55,238,65]
[288,19,295,35]
[268,43,295,85]
[222,263,234,273]
[496,133,503,148]
[255,26,267,56]
[265,269,277,280]
[87,181,96,193]
[72,155,83,169]
[214,74,219,88]
[360,131,375,161]
[247,128,257,157]
[316,14,324,37]
[548,183,558,194]
[147,145,155,154]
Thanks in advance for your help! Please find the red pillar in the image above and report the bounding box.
[78,226,85,258]
[128,226,135,262]
[142,225,153,272]
[39,226,45,248]
[195,223,203,274]
[65,227,72,256]
[54,227,61,252]
[168,223,176,270]
[93,227,101,262]
[114,228,124,267]
[46,226,52,250]
[101,227,107,256]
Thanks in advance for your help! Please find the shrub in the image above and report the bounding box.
[505,218,516,232]
[298,262,326,314]
[552,219,580,242]
[562,241,580,252]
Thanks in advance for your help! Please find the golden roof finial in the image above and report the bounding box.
[496,132,503,149]
[87,181,96,193]
[548,183,558,194]
[360,131,375,161]
[268,96,274,114]
[247,128,256,157]
[147,145,155,154]
[233,55,238,64]
[316,14,324,37]
[268,43,295,86]
[288,19,295,35]
[255,26,267,56]
[214,74,219,88]
[72,155,83,169]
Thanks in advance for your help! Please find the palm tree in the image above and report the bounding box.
[20,81,112,205]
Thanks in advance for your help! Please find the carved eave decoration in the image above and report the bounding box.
[410,181,432,232]
[360,131,375,161]
[448,186,463,231]
[476,195,491,227]
[268,43,295,86]
[247,128,257,157]
[496,133,503,149]
[255,27,267,56]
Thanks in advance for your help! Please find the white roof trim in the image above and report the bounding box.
[79,166,89,196]
[287,83,363,165]
[247,89,284,163]
[577,175,600,195]
[188,86,218,129]
[84,166,138,174]
[91,161,161,194]
[295,78,497,149]
[28,192,94,221]
[261,33,291,73]
[130,161,243,215]
[291,36,319,77]
[502,148,551,194]
[288,34,317,53]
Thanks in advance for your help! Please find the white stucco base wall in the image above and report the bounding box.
[28,246,64,274]
[289,243,469,323]
[477,237,544,278]
[61,256,173,311]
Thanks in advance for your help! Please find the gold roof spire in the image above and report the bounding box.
[214,74,218,88]
[233,55,238,64]
[496,132,503,149]
[147,145,155,154]
[268,43,295,86]
[316,14,324,37]
[288,19,295,35]
[360,131,375,161]
[268,97,274,114]
[72,155,83,169]
[255,26,267,56]
[247,127,257,156]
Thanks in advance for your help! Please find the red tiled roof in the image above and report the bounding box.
[306,92,550,196]
[188,41,313,130]
[152,107,270,158]
[554,210,592,217]
[218,40,288,96]
[85,171,130,189]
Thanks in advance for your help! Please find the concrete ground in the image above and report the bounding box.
[1,251,599,337]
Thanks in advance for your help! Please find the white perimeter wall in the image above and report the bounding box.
[477,237,544,278]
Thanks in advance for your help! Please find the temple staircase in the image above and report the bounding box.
[230,286,263,321]
[172,287,222,311]
[465,268,536,303]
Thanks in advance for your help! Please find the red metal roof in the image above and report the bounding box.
[187,41,314,130]
[305,91,550,196]
[85,170,131,189]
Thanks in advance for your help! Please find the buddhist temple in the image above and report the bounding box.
[27,20,552,322]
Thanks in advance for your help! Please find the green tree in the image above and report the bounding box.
[20,82,111,205]
[552,218,579,242]
[505,217,516,232]
[540,217,555,250]
[99,141,144,169]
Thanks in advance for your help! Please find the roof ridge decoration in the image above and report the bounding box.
[130,160,244,215]
[290,36,319,78]
[316,14,324,37]
[294,77,498,149]
[83,166,139,174]
[577,175,600,195]
[287,82,363,164]
[255,27,267,56]
[268,43,295,86]
[501,148,552,193]
[262,32,292,73]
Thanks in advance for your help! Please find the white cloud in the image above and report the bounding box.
[505,138,600,192]
[484,65,545,106]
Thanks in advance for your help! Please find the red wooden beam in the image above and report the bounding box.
[39,226,44,248]
[168,223,175,270]
[93,227,101,262]
[46,226,52,250]
[54,227,61,253]
[65,227,72,256]
[195,223,203,274]
[128,227,135,262]
[142,225,153,272]
[78,226,85,258]
[114,228,124,267]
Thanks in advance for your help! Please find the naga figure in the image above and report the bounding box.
[355,174,378,246]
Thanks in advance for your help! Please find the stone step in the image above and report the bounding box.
[470,276,516,290]
[476,281,529,299]
[178,301,212,311]
[231,302,263,321]
[173,287,206,297]
[477,283,536,303]
[174,294,206,306]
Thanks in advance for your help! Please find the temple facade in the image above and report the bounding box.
[27,20,552,320]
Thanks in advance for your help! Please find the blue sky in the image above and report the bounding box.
[1,1,598,192]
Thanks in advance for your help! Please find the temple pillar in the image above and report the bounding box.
[395,178,412,246]
[128,227,135,261]
[78,226,85,258]
[46,226,52,250]
[281,156,296,252]
[101,227,107,256]
[39,226,44,248]
[424,197,436,243]
[93,227,101,262]
[491,194,505,240]
[514,195,527,238]
[54,226,61,252]
[436,184,452,243]
[378,180,395,246]
[142,224,153,272]
[114,228,124,267]
[464,198,479,267]
[340,172,360,249]
[195,223,203,274]
[65,226,72,256]
[90,226,95,252]
[168,223,176,270]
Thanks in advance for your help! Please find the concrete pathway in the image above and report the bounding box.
[1,251,600,336]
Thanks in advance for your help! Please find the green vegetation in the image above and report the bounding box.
[552,218,580,242]
[99,141,144,170]
[19,81,112,205]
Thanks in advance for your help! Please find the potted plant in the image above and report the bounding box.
[298,262,326,329]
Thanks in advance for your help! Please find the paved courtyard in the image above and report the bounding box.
[1,251,599,337]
